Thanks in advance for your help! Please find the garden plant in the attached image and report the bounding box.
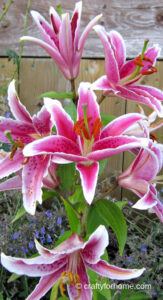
[0,1,163,300]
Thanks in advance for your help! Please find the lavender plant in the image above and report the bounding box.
[0,2,163,300]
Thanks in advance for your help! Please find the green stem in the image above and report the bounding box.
[59,194,81,219]
[80,204,89,238]
[0,0,12,22]
[70,78,78,105]
[9,0,31,84]
[98,94,106,105]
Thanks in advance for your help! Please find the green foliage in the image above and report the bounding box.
[57,163,76,192]
[100,113,116,127]
[61,196,81,234]
[99,158,108,176]
[50,279,60,300]
[55,230,72,246]
[94,199,127,256]
[0,142,11,152]
[39,91,73,99]
[64,100,77,122]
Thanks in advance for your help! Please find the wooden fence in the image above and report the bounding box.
[0,0,163,199]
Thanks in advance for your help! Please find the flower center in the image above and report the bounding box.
[6,132,29,165]
[59,271,81,299]
[73,105,102,156]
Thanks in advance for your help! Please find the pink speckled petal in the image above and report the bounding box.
[49,6,61,34]
[22,155,50,215]
[1,252,66,276]
[26,268,65,300]
[88,136,148,161]
[110,30,126,70]
[51,233,84,254]
[133,184,158,210]
[68,255,92,300]
[20,36,71,79]
[23,136,81,157]
[71,1,82,50]
[76,161,99,205]
[151,200,163,223]
[0,175,22,191]
[33,106,51,136]
[87,260,145,280]
[101,113,145,138]
[93,25,120,85]
[92,75,117,93]
[44,98,76,141]
[0,152,23,179]
[82,225,108,264]
[8,80,32,123]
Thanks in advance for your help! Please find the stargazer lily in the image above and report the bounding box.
[0,80,53,215]
[1,225,145,300]
[118,142,163,223]
[92,26,163,117]
[20,2,102,79]
[23,82,148,204]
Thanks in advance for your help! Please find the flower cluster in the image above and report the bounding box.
[1,1,163,299]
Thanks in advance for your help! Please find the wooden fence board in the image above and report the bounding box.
[1,0,163,58]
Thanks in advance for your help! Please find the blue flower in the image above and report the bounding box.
[5,112,11,118]
[28,241,34,249]
[8,247,13,252]
[127,256,132,263]
[128,201,133,206]
[45,210,53,218]
[21,246,28,254]
[40,227,46,235]
[141,246,147,252]
[46,234,52,243]
[34,231,39,239]
[57,216,62,226]
[60,229,65,236]
[39,237,45,245]
[11,233,19,240]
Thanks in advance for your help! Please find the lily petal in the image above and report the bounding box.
[0,152,24,179]
[26,268,65,300]
[32,106,51,136]
[44,98,76,141]
[23,136,81,157]
[92,75,118,93]
[109,30,126,70]
[8,80,32,123]
[22,155,50,215]
[0,175,22,191]
[101,113,146,138]
[151,200,163,223]
[76,161,99,205]
[133,184,158,210]
[87,259,145,280]
[93,25,120,84]
[82,225,108,264]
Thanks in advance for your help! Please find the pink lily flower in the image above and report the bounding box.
[0,80,53,215]
[23,82,148,204]
[1,225,145,300]
[20,2,102,79]
[118,142,163,223]
[92,26,163,117]
[0,161,60,192]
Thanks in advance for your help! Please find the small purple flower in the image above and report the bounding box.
[128,201,133,206]
[60,229,65,236]
[39,237,45,245]
[46,234,52,243]
[141,246,147,252]
[34,231,39,239]
[11,233,19,240]
[21,246,28,254]
[4,112,11,118]
[57,216,62,226]
[28,241,34,249]
[45,210,53,218]
[8,247,13,252]
[153,293,157,297]
[127,256,132,263]
[40,227,46,235]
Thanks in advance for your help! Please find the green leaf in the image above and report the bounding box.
[87,206,107,234]
[55,230,72,246]
[0,142,11,152]
[39,91,73,99]
[0,292,4,300]
[57,5,62,16]
[94,199,127,255]
[99,158,108,176]
[50,279,60,300]
[10,205,26,224]
[115,200,128,209]
[57,163,76,192]
[61,196,80,234]
[64,100,77,122]
[8,273,21,283]
[101,113,116,127]
[68,185,84,204]
[128,292,150,300]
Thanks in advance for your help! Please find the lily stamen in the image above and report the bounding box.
[60,271,81,299]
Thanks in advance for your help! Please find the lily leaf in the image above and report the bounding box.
[50,279,60,300]
[61,196,81,234]
[100,113,116,127]
[94,199,127,255]
[39,91,73,99]
[64,100,77,122]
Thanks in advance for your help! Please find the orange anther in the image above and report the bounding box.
[21,157,30,165]
[92,118,102,138]
[142,66,157,75]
